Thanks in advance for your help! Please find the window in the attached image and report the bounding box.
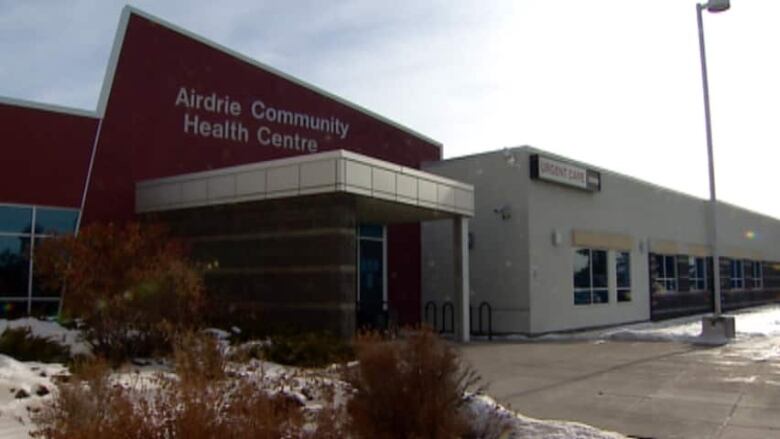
[35,208,79,235]
[573,248,608,305]
[653,254,677,292]
[0,204,78,317]
[688,256,707,291]
[752,261,763,289]
[0,236,30,296]
[0,206,33,234]
[729,259,744,289]
[616,251,631,302]
[744,260,754,289]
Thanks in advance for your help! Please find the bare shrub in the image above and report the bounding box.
[34,222,205,363]
[346,326,482,439]
[31,333,311,439]
[0,326,71,363]
[30,357,156,439]
[263,331,354,368]
[173,330,226,384]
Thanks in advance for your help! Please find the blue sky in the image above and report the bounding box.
[2,1,779,219]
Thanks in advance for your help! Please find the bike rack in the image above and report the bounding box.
[441,301,454,334]
[478,301,493,340]
[424,301,437,330]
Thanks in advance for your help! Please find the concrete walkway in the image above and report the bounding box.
[459,337,780,438]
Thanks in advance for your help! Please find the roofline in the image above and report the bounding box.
[137,149,472,191]
[516,144,715,205]
[0,95,97,119]
[424,145,534,167]
[96,5,131,117]
[436,144,780,222]
[97,6,442,150]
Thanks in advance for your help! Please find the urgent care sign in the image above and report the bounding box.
[84,9,440,222]
[530,154,601,192]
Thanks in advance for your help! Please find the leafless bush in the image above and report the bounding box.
[346,326,483,439]
[31,334,310,439]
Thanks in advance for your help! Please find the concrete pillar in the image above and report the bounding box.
[454,216,470,342]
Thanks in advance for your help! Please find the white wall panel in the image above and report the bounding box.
[236,170,266,196]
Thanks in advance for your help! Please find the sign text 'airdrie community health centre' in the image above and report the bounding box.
[175,86,351,153]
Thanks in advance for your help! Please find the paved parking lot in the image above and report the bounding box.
[459,337,780,438]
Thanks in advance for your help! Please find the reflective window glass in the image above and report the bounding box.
[573,249,590,288]
[574,290,591,305]
[617,251,631,302]
[574,248,609,305]
[753,262,763,288]
[664,256,676,279]
[0,206,33,234]
[0,236,30,296]
[688,256,707,291]
[30,301,59,317]
[730,259,744,289]
[593,289,609,303]
[359,224,383,239]
[32,238,59,298]
[0,300,27,319]
[35,208,79,235]
[592,250,608,288]
[616,252,630,287]
[655,254,677,293]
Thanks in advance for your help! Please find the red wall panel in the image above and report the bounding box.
[84,13,440,223]
[0,103,96,208]
[387,223,423,325]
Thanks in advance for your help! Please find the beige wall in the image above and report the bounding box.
[425,146,780,335]
[422,151,531,334]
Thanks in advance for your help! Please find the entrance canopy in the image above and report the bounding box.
[135,149,474,341]
[135,149,473,221]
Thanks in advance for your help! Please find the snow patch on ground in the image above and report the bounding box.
[494,304,780,344]
[0,318,90,356]
[466,394,626,439]
[0,355,65,439]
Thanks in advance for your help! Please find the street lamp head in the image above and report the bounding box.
[703,0,730,13]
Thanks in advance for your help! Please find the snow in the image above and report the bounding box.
[0,355,65,439]
[466,394,626,439]
[494,304,780,344]
[0,318,90,356]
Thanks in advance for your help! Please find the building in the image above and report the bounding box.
[0,6,474,338]
[5,7,777,340]
[422,146,780,336]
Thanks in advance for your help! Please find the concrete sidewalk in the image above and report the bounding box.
[459,337,780,438]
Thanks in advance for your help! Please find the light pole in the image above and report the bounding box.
[696,0,734,342]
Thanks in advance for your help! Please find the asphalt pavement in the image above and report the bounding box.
[459,336,780,438]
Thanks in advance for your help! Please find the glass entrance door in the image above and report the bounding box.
[357,225,386,329]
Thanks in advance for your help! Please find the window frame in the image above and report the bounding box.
[654,254,678,293]
[688,256,708,292]
[573,247,609,306]
[729,259,745,290]
[616,251,631,303]
[752,261,763,289]
[0,203,79,316]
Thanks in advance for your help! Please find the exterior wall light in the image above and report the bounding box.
[493,205,511,220]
